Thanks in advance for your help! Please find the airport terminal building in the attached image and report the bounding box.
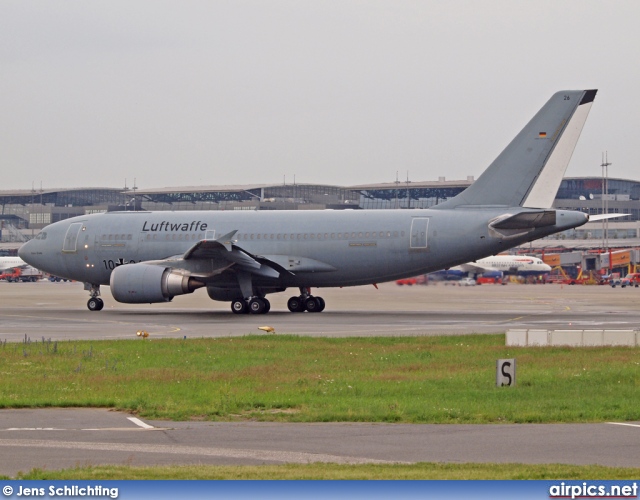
[2,176,640,246]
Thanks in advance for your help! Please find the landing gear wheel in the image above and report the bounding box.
[87,297,104,311]
[249,297,266,314]
[262,298,271,313]
[305,296,322,313]
[315,296,325,312]
[287,296,305,313]
[231,299,248,314]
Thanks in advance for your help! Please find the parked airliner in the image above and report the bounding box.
[0,256,29,273]
[445,255,552,279]
[20,90,598,314]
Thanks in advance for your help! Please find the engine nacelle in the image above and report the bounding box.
[110,263,204,304]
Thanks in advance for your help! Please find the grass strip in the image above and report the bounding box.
[1,334,639,423]
[11,462,640,480]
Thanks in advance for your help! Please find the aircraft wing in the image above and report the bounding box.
[177,231,279,278]
[174,230,336,279]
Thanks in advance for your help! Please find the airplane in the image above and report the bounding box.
[0,256,29,273]
[434,255,552,280]
[19,89,600,315]
[463,255,552,276]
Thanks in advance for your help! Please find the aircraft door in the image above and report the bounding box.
[205,230,216,240]
[62,222,84,253]
[410,218,429,250]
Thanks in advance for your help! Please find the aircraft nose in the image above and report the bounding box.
[18,238,40,268]
[17,240,31,260]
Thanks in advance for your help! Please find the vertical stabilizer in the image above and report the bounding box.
[435,90,597,209]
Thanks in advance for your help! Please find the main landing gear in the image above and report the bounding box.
[85,283,104,311]
[287,288,325,313]
[230,296,271,315]
[230,288,326,314]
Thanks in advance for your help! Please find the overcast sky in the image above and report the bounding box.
[1,1,638,191]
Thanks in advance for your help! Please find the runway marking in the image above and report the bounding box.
[5,427,166,432]
[5,428,64,431]
[606,422,640,428]
[0,313,183,337]
[146,327,182,336]
[127,417,155,429]
[505,316,525,322]
[0,439,406,465]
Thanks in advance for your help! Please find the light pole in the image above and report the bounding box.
[600,151,613,273]
[601,152,611,256]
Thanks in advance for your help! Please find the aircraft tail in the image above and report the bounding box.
[435,89,597,210]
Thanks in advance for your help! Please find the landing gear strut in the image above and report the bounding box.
[84,283,104,311]
[287,288,325,313]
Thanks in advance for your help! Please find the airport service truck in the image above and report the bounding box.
[0,267,43,282]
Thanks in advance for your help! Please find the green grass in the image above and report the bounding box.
[12,462,640,480]
[1,334,639,423]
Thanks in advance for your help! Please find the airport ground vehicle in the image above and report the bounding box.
[621,273,640,288]
[48,275,71,282]
[458,278,476,286]
[395,275,428,286]
[608,273,623,287]
[0,267,43,282]
[547,266,597,285]
[476,276,503,284]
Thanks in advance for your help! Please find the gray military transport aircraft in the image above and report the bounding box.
[20,89,599,315]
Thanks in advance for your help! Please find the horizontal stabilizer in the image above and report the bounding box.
[489,210,556,230]
[589,213,629,221]
[488,210,560,240]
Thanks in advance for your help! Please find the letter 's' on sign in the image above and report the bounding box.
[496,359,516,387]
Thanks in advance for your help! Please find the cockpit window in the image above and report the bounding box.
[35,232,47,240]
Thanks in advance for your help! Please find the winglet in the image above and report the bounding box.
[183,230,237,259]
[214,230,238,252]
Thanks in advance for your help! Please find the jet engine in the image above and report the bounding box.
[110,263,204,304]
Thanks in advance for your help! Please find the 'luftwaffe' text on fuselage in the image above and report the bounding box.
[142,221,208,232]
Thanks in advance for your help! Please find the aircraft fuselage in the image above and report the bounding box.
[21,207,585,289]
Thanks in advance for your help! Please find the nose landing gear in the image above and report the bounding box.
[84,283,104,311]
[87,297,104,311]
